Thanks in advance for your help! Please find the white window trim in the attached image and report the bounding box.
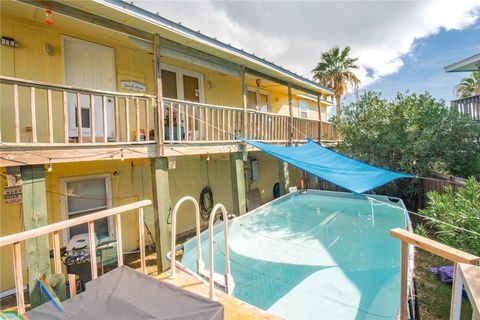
[161,63,205,103]
[60,174,113,245]
[247,87,271,112]
[299,99,309,119]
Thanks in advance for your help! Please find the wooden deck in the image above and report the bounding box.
[157,268,281,320]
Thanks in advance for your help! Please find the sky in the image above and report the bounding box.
[134,0,480,114]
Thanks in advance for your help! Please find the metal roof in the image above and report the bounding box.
[444,53,480,73]
[92,0,334,95]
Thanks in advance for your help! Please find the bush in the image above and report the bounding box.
[333,91,480,207]
[416,177,480,256]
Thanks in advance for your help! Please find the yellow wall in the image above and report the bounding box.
[247,152,280,204]
[0,13,329,143]
[0,153,240,292]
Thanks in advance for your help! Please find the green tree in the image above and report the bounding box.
[416,177,480,256]
[334,91,480,206]
[312,46,360,118]
[454,71,480,98]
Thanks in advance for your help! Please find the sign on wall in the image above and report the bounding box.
[4,185,23,205]
[121,80,146,93]
[4,166,23,205]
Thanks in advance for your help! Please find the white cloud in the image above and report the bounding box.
[135,0,480,88]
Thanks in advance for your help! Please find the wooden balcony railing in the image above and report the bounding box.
[1,76,341,148]
[451,95,480,121]
[391,228,480,320]
[0,76,156,145]
[163,98,243,143]
[0,200,152,315]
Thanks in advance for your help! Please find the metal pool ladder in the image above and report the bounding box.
[204,203,235,300]
[170,196,204,278]
[170,198,234,300]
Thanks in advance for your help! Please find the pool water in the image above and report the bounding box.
[181,190,407,319]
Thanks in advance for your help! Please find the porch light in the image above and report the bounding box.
[44,10,54,26]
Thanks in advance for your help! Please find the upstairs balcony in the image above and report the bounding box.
[0,76,340,165]
[451,95,479,121]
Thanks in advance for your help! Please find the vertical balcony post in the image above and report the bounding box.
[240,66,248,139]
[154,34,165,155]
[288,84,293,145]
[317,95,322,143]
[399,241,408,320]
[450,262,463,320]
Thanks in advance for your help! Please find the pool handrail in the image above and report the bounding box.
[207,203,234,300]
[170,196,204,278]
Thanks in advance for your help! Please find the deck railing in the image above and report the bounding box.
[0,76,156,145]
[1,76,340,147]
[391,228,480,320]
[451,95,480,121]
[163,98,243,143]
[0,200,152,315]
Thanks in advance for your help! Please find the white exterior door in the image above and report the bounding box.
[63,36,116,139]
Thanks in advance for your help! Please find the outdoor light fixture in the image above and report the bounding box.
[44,9,54,26]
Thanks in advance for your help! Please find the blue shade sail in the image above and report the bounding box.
[239,137,413,194]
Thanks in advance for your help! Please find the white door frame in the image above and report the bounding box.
[61,35,116,138]
[161,63,205,102]
[60,173,113,246]
[247,86,271,112]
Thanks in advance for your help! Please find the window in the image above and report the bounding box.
[299,100,308,119]
[247,87,271,112]
[61,175,112,244]
[161,64,204,102]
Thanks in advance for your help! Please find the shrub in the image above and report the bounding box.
[416,177,480,256]
[333,91,480,207]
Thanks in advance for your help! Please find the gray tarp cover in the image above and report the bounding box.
[27,266,224,320]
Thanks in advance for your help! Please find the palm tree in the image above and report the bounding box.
[454,71,480,98]
[312,46,360,118]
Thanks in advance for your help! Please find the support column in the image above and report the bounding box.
[150,158,171,272]
[317,95,322,143]
[240,66,248,138]
[278,161,290,195]
[230,148,247,216]
[153,34,165,156]
[20,165,50,308]
[288,84,293,144]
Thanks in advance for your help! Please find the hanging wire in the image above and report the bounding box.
[364,196,480,237]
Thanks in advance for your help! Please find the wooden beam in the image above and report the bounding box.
[160,38,240,77]
[150,158,171,272]
[138,207,146,273]
[278,161,290,196]
[68,274,77,298]
[230,149,247,216]
[317,95,322,143]
[288,84,293,144]
[20,165,50,308]
[240,66,248,138]
[114,214,124,267]
[154,34,165,155]
[390,228,480,264]
[399,241,408,320]
[245,67,329,97]
[450,262,462,320]
[458,263,480,317]
[18,0,152,40]
[12,242,25,315]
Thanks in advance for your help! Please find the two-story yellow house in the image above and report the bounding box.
[0,0,338,299]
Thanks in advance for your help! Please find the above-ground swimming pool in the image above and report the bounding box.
[180,190,408,319]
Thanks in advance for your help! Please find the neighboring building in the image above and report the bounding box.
[444,53,480,121]
[0,0,337,295]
